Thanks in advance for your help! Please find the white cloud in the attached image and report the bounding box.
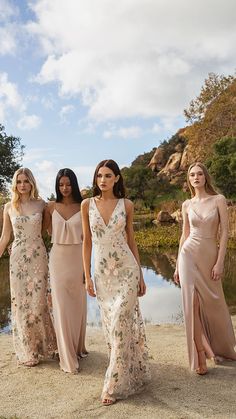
[0,0,18,21]
[104,125,142,139]
[151,123,161,134]
[17,114,42,130]
[27,0,236,122]
[59,104,75,122]
[0,25,16,55]
[0,72,23,120]
[0,1,19,55]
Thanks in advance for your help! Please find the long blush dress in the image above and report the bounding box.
[9,200,56,364]
[49,208,87,373]
[178,199,236,370]
[89,197,150,399]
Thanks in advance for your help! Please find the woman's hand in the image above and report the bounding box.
[86,277,96,297]
[212,262,224,281]
[138,276,146,297]
[173,267,180,285]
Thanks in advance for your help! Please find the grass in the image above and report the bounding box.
[135,224,181,250]
[135,223,236,250]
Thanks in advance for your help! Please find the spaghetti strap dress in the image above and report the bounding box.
[178,199,236,370]
[89,197,150,399]
[49,208,87,373]
[9,201,56,364]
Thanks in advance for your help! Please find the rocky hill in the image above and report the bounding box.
[149,75,236,186]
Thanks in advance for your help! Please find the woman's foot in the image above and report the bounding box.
[102,394,116,406]
[212,355,224,365]
[196,349,208,375]
[78,352,89,359]
[22,360,39,367]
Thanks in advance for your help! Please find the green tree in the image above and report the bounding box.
[184,72,235,123]
[207,137,236,197]
[0,124,24,192]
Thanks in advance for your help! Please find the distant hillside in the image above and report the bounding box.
[149,74,236,185]
[122,73,236,208]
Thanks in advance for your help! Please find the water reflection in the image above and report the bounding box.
[1,247,236,332]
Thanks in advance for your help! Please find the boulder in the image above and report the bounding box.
[156,210,175,223]
[148,146,166,172]
[171,209,182,223]
[158,152,182,178]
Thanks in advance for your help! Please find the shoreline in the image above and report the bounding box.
[0,318,235,419]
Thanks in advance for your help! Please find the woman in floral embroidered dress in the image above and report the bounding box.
[0,168,56,366]
[81,159,150,405]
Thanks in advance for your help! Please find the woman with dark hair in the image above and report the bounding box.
[174,162,236,375]
[44,168,87,373]
[81,159,150,405]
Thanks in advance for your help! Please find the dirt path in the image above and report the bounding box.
[0,318,236,419]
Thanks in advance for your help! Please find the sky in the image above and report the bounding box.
[0,0,236,198]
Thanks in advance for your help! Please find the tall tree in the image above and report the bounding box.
[0,124,24,192]
[184,72,235,123]
[207,137,236,198]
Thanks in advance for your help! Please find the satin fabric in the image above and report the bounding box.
[49,209,87,373]
[179,201,236,370]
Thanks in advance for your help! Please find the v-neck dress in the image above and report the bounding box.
[178,199,236,370]
[49,209,87,373]
[89,197,150,399]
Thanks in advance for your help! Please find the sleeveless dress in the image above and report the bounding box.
[9,201,56,364]
[49,208,87,373]
[89,198,150,399]
[178,200,236,370]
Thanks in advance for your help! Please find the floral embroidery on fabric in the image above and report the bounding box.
[10,209,56,363]
[89,198,150,399]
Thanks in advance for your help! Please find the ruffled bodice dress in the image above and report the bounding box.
[49,208,87,373]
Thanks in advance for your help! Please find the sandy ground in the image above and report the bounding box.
[0,318,236,419]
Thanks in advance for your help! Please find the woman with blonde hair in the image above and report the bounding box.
[0,168,56,366]
[174,162,236,375]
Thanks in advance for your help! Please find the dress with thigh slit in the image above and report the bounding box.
[178,199,236,370]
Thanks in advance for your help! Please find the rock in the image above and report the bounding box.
[171,209,182,223]
[156,210,175,223]
[148,146,166,172]
[158,152,182,178]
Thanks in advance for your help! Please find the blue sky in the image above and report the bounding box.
[0,0,235,198]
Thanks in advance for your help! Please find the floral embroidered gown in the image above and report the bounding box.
[89,197,150,399]
[9,200,56,364]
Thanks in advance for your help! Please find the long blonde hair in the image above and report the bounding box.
[11,168,39,212]
[187,162,218,197]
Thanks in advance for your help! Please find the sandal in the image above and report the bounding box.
[196,349,208,375]
[212,355,224,365]
[102,394,116,406]
[23,360,39,367]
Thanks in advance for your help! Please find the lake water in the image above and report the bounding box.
[0,248,236,332]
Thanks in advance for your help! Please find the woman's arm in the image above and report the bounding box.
[0,203,13,258]
[124,199,146,297]
[173,200,190,284]
[81,199,96,297]
[42,202,54,235]
[212,195,228,281]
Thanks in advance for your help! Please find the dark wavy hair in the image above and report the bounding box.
[55,168,83,203]
[93,159,126,198]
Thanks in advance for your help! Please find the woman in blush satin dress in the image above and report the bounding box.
[81,159,150,406]
[174,162,236,375]
[44,168,87,374]
[0,168,56,366]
